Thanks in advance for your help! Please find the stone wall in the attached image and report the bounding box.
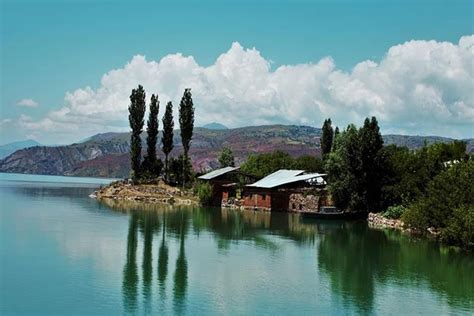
[289,193,320,212]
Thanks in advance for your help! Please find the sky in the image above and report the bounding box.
[1,0,473,144]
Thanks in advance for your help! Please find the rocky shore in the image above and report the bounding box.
[92,180,199,206]
[368,212,406,230]
[368,212,441,237]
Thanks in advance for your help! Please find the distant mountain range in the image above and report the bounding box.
[0,139,41,159]
[0,125,472,178]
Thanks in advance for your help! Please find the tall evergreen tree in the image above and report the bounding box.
[161,101,174,182]
[321,118,334,157]
[326,117,385,212]
[128,85,146,180]
[143,94,160,173]
[359,116,384,211]
[325,124,363,211]
[178,88,195,187]
[333,126,340,151]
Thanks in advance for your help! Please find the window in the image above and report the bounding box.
[262,194,266,201]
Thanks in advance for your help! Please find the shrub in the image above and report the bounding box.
[402,160,474,248]
[402,160,473,230]
[383,205,406,219]
[196,181,213,206]
[440,205,474,249]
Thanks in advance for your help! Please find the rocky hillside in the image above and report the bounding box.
[0,125,320,178]
[0,124,472,178]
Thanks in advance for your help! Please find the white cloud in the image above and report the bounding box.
[17,98,39,107]
[17,36,474,141]
[0,118,12,127]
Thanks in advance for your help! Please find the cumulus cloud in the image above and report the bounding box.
[17,98,39,107]
[18,36,474,140]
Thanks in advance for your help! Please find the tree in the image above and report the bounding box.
[293,155,324,173]
[142,94,160,175]
[325,124,364,211]
[128,85,146,180]
[379,140,469,210]
[321,118,334,157]
[179,88,195,187]
[359,117,385,211]
[218,147,235,167]
[326,118,386,212]
[402,160,474,248]
[161,101,174,182]
[241,151,295,178]
[168,155,193,186]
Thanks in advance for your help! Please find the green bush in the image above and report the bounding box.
[402,160,474,248]
[383,205,406,219]
[196,181,213,206]
[440,205,474,249]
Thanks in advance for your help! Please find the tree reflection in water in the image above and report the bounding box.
[108,198,473,314]
[140,210,158,314]
[122,213,139,313]
[157,214,168,305]
[317,221,398,314]
[173,210,188,315]
[113,200,317,314]
[317,221,474,313]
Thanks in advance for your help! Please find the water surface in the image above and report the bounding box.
[0,174,472,315]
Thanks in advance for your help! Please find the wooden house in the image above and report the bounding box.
[242,169,327,212]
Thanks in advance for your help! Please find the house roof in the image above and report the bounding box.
[247,169,326,189]
[198,166,240,180]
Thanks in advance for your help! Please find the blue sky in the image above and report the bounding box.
[1,0,473,144]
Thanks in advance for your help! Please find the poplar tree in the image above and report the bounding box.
[321,118,334,157]
[161,101,174,182]
[178,88,195,186]
[359,116,384,211]
[128,85,146,180]
[143,94,160,173]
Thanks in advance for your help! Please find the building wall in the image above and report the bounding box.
[241,187,332,212]
[242,189,272,211]
[222,188,237,203]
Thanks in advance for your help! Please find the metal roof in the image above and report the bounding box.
[247,169,326,188]
[198,166,239,180]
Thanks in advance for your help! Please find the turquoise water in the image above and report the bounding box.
[0,174,473,315]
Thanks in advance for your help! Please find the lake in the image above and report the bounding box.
[0,174,472,315]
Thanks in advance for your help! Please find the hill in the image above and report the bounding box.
[0,125,472,178]
[0,139,41,159]
[201,122,228,130]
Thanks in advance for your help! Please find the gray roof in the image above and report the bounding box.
[198,166,239,180]
[247,169,326,188]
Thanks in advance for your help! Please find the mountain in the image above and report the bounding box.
[0,139,41,159]
[0,125,472,178]
[202,122,228,130]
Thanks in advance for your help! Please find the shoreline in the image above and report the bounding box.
[92,180,199,206]
[368,212,441,237]
[92,181,448,242]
